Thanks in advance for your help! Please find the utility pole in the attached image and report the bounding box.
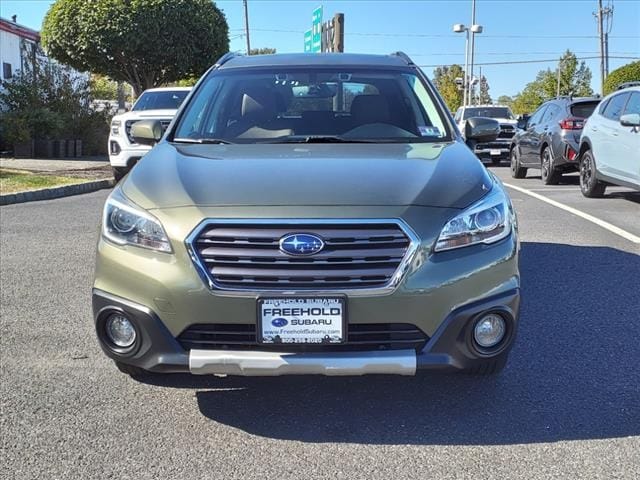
[333,13,344,52]
[595,0,614,94]
[243,0,251,55]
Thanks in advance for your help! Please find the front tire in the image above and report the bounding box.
[112,166,129,182]
[541,146,561,185]
[510,148,527,178]
[580,150,606,198]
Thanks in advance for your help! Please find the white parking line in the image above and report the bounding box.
[504,182,640,245]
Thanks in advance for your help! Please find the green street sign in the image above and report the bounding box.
[304,29,312,53]
[311,6,322,53]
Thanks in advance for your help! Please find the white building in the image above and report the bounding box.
[0,16,41,83]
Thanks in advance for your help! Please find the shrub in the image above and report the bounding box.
[603,61,640,95]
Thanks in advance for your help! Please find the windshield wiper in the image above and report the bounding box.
[173,137,234,145]
[267,136,378,144]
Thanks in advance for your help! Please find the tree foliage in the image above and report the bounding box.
[41,0,229,96]
[0,55,112,153]
[511,50,593,114]
[249,47,277,55]
[603,61,640,95]
[90,74,118,100]
[433,64,464,112]
[477,76,492,105]
[496,95,514,108]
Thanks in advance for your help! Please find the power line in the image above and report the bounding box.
[418,55,639,68]
[229,27,640,39]
[407,51,636,57]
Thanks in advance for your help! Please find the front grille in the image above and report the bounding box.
[189,222,413,291]
[476,142,510,150]
[498,125,515,139]
[178,323,429,352]
[125,119,171,143]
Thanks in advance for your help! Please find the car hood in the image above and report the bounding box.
[112,109,179,122]
[123,142,492,210]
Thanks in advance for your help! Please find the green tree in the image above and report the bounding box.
[496,95,513,108]
[41,0,229,96]
[477,76,491,104]
[433,64,464,112]
[603,61,640,94]
[90,74,118,100]
[249,47,276,55]
[511,50,593,114]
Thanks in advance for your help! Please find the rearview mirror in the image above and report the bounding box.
[464,117,500,145]
[620,113,640,128]
[130,120,163,146]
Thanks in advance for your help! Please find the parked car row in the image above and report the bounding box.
[509,85,640,198]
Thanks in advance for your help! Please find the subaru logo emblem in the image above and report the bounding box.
[271,318,288,327]
[279,233,325,256]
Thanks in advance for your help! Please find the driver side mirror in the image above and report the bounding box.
[464,117,500,145]
[130,120,163,146]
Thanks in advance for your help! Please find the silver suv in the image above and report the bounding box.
[578,87,640,197]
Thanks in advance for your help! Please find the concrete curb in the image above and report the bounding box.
[1,179,115,206]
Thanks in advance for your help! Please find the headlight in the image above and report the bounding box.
[102,189,172,252]
[111,119,121,135]
[435,183,513,252]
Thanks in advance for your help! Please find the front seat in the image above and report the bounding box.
[226,86,293,139]
[350,95,392,127]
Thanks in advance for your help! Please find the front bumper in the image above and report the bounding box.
[93,203,520,376]
[474,141,512,159]
[108,137,151,167]
[92,286,520,375]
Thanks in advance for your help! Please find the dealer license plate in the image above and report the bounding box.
[490,149,502,156]
[258,297,345,344]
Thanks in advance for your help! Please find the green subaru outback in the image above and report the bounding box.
[93,52,520,377]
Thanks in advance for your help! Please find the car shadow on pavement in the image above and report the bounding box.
[139,242,640,445]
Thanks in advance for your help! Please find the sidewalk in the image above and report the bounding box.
[1,156,114,205]
[0,156,110,173]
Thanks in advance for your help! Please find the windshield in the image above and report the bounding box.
[173,68,450,143]
[463,107,514,120]
[132,90,189,111]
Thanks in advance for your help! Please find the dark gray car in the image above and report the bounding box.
[510,97,600,184]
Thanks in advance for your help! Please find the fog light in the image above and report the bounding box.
[473,313,506,348]
[105,313,136,348]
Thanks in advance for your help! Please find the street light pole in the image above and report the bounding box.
[454,24,470,108]
[463,28,469,107]
[468,0,477,106]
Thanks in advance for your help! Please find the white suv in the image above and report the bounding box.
[454,105,517,164]
[578,86,640,197]
[108,87,191,180]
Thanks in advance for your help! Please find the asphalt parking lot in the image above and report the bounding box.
[1,167,639,479]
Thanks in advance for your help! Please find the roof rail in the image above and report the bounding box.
[214,52,240,68]
[390,51,415,66]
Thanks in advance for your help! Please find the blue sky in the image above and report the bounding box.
[2,0,639,98]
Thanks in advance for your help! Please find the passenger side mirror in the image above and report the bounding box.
[517,115,529,130]
[464,117,500,145]
[620,113,640,128]
[130,120,163,146]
